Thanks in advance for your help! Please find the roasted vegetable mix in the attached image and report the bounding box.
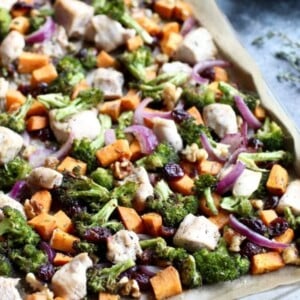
[0,0,298,299]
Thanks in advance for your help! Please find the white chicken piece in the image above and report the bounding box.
[107,230,142,264]
[152,117,183,151]
[0,0,17,10]
[0,77,9,99]
[0,31,25,66]
[159,62,192,76]
[54,0,94,38]
[173,214,220,251]
[0,192,26,218]
[0,277,22,300]
[277,180,300,215]
[86,15,134,52]
[232,169,262,197]
[203,103,238,138]
[51,253,93,300]
[123,166,153,212]
[0,126,23,165]
[49,109,101,143]
[89,68,124,100]
[173,27,217,65]
[27,167,63,189]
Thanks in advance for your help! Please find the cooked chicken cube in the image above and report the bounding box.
[0,31,25,66]
[233,169,262,197]
[203,103,238,138]
[54,0,94,38]
[0,77,9,99]
[152,117,183,151]
[107,230,142,264]
[0,277,22,300]
[0,193,26,218]
[49,109,101,144]
[86,15,134,52]
[51,253,93,300]
[27,167,63,189]
[277,180,300,215]
[159,62,192,76]
[0,126,23,165]
[173,27,217,65]
[89,68,124,100]
[173,214,220,251]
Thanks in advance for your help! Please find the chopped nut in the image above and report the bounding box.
[162,82,182,110]
[44,156,60,169]
[223,227,246,252]
[110,158,134,180]
[282,244,300,265]
[118,276,141,298]
[24,199,36,219]
[26,273,54,299]
[250,199,264,210]
[181,143,208,163]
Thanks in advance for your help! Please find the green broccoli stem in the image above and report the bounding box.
[204,188,218,216]
[37,93,70,109]
[91,114,112,150]
[91,199,118,225]
[55,98,89,121]
[139,237,166,250]
[119,13,153,44]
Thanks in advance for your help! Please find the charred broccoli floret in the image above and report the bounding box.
[252,172,269,200]
[111,181,138,208]
[0,8,11,40]
[87,259,136,293]
[194,174,218,216]
[0,157,31,191]
[115,111,133,139]
[256,117,285,151]
[0,254,13,276]
[0,96,33,133]
[136,143,179,171]
[91,168,114,190]
[147,180,198,227]
[193,239,250,284]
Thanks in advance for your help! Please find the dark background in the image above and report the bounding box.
[216,0,300,128]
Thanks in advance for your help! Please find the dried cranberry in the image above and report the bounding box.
[37,263,55,282]
[12,2,33,9]
[133,271,152,291]
[200,67,215,82]
[18,82,49,97]
[240,240,264,258]
[138,249,155,265]
[83,227,112,243]
[268,217,289,237]
[163,163,184,180]
[264,195,280,209]
[171,109,190,123]
[240,217,267,235]
[160,226,176,238]
[248,137,264,150]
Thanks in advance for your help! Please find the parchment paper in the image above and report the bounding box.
[170,0,300,299]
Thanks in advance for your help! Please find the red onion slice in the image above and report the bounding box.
[104,129,116,146]
[134,98,153,125]
[125,125,158,154]
[216,161,245,194]
[8,180,27,200]
[200,133,226,163]
[25,17,56,44]
[229,214,288,249]
[181,17,198,36]
[234,95,261,129]
[40,241,56,262]
[221,133,244,153]
[142,110,173,120]
[192,60,230,85]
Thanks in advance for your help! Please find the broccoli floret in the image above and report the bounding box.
[140,237,202,288]
[218,81,259,111]
[0,96,34,133]
[78,47,98,70]
[194,174,218,216]
[71,114,112,172]
[87,259,136,293]
[53,174,110,212]
[220,196,254,217]
[136,143,179,171]
[147,181,198,227]
[92,0,153,44]
[194,239,250,284]
[0,8,11,40]
[120,47,154,82]
[54,88,103,121]
[48,56,85,95]
[0,206,40,247]
[9,244,47,273]
[111,181,138,207]
[134,72,188,101]
[0,254,13,276]
[74,198,120,236]
[0,157,31,191]
[182,84,215,111]
[256,117,284,151]
[178,117,211,147]
[37,93,70,109]
[252,172,269,199]
[91,168,114,190]
[115,111,133,139]
[238,150,292,172]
